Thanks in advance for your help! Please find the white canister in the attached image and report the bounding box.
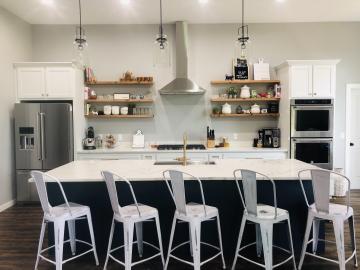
[251,104,261,114]
[222,103,232,114]
[104,105,112,115]
[111,106,120,115]
[121,107,129,115]
[240,85,251,99]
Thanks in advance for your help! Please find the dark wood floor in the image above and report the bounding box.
[0,193,359,270]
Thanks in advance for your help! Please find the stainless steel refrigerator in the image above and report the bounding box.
[14,103,73,202]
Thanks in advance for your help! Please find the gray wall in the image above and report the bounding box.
[32,22,360,169]
[0,7,32,205]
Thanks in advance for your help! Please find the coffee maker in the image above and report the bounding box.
[83,127,96,150]
[259,128,281,148]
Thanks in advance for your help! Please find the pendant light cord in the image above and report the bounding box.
[159,0,163,37]
[241,0,244,40]
[79,0,82,37]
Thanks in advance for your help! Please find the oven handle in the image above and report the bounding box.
[291,105,333,110]
[292,138,333,142]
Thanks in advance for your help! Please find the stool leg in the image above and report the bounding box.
[298,212,313,270]
[124,222,134,270]
[349,215,358,267]
[312,219,320,254]
[255,224,263,257]
[216,214,226,269]
[333,218,346,270]
[86,212,99,266]
[164,215,177,270]
[286,218,297,270]
[54,221,65,270]
[231,216,246,270]
[190,220,201,270]
[34,218,46,270]
[103,218,115,270]
[260,222,273,270]
[189,223,193,257]
[135,222,143,258]
[67,220,76,255]
[155,215,165,266]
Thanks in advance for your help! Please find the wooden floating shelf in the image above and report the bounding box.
[211,97,280,102]
[211,113,280,118]
[85,114,154,119]
[85,99,153,104]
[85,81,154,86]
[211,80,280,85]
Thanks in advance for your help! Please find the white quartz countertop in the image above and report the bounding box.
[46,159,315,182]
[77,144,288,154]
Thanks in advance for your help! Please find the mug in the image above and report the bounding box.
[111,106,120,115]
[121,107,129,115]
[104,105,112,115]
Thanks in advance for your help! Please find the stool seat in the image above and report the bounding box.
[115,204,158,220]
[309,203,354,219]
[254,204,288,220]
[46,203,90,220]
[177,202,218,220]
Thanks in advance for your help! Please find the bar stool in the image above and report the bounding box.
[101,171,165,270]
[231,169,297,270]
[163,170,226,270]
[31,171,99,270]
[298,169,358,270]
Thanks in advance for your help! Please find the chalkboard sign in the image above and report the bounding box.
[234,58,249,80]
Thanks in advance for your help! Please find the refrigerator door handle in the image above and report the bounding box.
[37,113,42,160]
[40,112,46,160]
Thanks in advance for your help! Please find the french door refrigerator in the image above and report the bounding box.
[14,103,73,202]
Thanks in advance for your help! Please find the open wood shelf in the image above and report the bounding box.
[85,114,154,119]
[211,80,280,85]
[85,81,154,86]
[85,98,153,104]
[211,97,280,102]
[211,113,280,118]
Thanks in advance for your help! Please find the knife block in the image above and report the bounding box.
[207,139,215,148]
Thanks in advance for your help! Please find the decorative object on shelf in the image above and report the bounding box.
[73,0,88,68]
[84,67,96,83]
[234,58,249,80]
[227,87,238,98]
[253,58,270,80]
[250,104,261,114]
[114,93,130,100]
[261,108,268,114]
[105,134,116,149]
[212,107,221,115]
[222,103,232,114]
[111,106,120,115]
[89,89,97,99]
[132,130,145,148]
[104,105,112,116]
[274,84,281,98]
[154,0,170,67]
[89,105,97,115]
[84,87,89,99]
[236,105,243,114]
[268,102,279,113]
[225,74,234,81]
[251,89,257,98]
[128,103,136,115]
[120,107,129,115]
[240,85,251,98]
[267,91,273,98]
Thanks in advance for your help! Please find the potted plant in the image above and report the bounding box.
[227,87,238,99]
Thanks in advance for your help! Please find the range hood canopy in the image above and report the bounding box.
[159,21,206,95]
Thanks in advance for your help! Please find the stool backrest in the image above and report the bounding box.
[31,170,72,216]
[298,169,351,214]
[234,169,277,219]
[163,170,207,216]
[101,171,141,217]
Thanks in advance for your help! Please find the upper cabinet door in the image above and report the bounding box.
[313,65,334,98]
[290,65,313,98]
[17,67,46,99]
[45,67,74,98]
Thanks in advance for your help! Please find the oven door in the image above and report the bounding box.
[291,105,333,137]
[291,138,333,170]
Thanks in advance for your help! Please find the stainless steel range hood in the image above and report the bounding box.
[159,21,206,95]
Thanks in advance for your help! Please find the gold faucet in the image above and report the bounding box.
[176,132,188,166]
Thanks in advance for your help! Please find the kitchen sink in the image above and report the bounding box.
[154,160,216,165]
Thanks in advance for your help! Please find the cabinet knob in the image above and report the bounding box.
[314,92,317,96]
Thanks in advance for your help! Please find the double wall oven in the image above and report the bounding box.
[290,99,334,170]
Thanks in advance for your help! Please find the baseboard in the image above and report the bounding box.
[0,200,16,212]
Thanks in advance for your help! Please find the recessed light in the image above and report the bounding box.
[120,0,130,5]
[276,0,286,2]
[199,0,209,4]
[41,0,54,6]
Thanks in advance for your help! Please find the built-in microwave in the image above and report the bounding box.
[291,99,334,138]
[291,138,333,170]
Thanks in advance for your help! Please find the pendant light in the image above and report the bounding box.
[153,0,170,67]
[235,0,250,60]
[73,0,88,67]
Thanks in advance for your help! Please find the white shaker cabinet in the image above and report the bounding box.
[278,60,339,99]
[15,63,76,100]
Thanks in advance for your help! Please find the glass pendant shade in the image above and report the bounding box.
[153,34,170,67]
[73,26,88,68]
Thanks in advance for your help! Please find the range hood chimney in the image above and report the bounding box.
[159,21,206,95]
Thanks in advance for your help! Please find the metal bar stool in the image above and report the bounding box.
[231,169,297,270]
[163,170,226,270]
[31,171,99,270]
[298,169,358,270]
[101,171,165,270]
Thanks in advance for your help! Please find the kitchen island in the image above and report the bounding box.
[45,159,319,263]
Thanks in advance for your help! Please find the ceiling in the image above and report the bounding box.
[0,0,359,25]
